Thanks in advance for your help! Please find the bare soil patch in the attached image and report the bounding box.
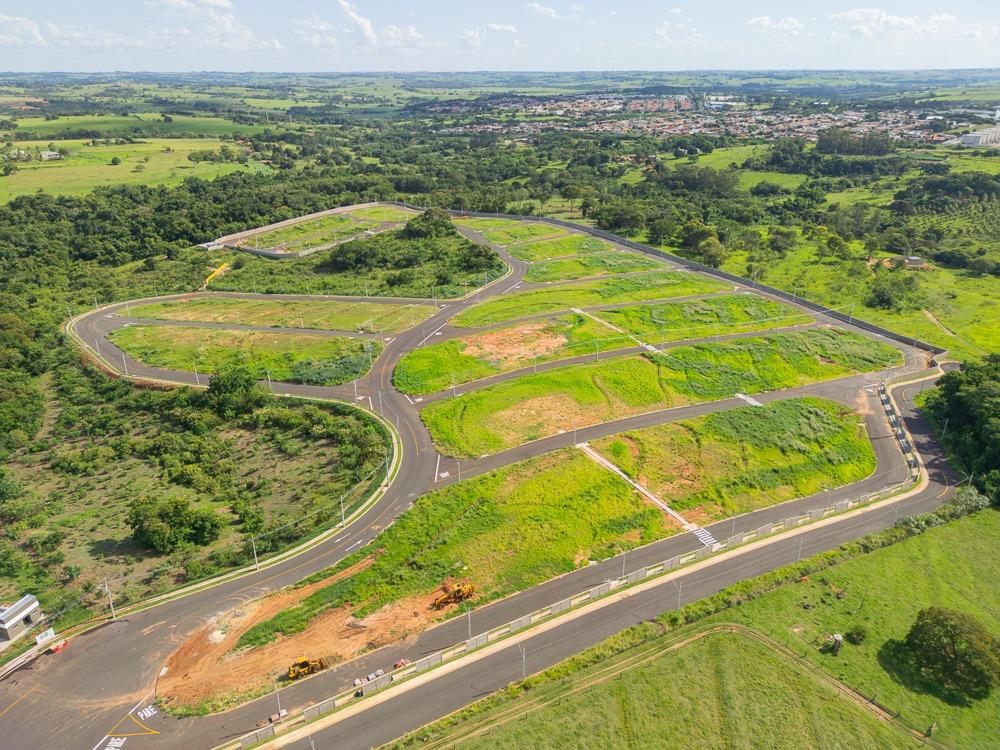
[463,321,568,368]
[490,393,594,444]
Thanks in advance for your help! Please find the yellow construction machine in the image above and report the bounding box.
[431,582,476,610]
[287,656,328,680]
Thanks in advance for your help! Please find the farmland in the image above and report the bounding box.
[592,398,876,522]
[523,251,667,282]
[594,292,810,341]
[0,138,267,202]
[451,272,730,328]
[127,297,437,333]
[395,313,614,395]
[420,328,900,457]
[237,450,676,649]
[9,113,268,138]
[109,325,380,386]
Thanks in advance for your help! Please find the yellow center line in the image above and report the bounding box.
[0,685,39,718]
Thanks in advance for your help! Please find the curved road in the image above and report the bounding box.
[0,216,949,750]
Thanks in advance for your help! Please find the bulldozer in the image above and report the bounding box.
[432,582,476,610]
[287,656,328,681]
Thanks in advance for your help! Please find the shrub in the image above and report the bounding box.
[845,625,867,645]
[904,607,1000,700]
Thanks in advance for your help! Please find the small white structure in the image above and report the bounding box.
[0,595,44,643]
[961,126,1000,147]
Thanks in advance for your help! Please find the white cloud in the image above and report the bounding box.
[45,22,149,49]
[569,4,583,12]
[486,23,518,34]
[0,15,46,46]
[828,8,917,38]
[462,22,518,48]
[668,7,684,14]
[291,16,337,47]
[963,22,999,39]
[745,16,804,35]
[338,0,377,46]
[382,24,423,47]
[526,3,560,20]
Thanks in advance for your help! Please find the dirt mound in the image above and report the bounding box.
[156,559,451,711]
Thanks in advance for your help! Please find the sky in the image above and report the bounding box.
[1,1,998,72]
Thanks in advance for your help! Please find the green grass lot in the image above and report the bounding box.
[722,242,1000,360]
[593,398,875,522]
[595,292,810,342]
[395,314,614,395]
[452,272,730,328]
[0,138,266,202]
[388,508,1000,750]
[127,297,437,333]
[524,251,667,282]
[237,450,676,649]
[342,205,420,222]
[506,234,611,261]
[212,232,506,300]
[388,632,916,750]
[456,217,568,245]
[239,214,376,251]
[11,113,266,138]
[421,328,900,457]
[109,325,380,386]
[738,169,807,191]
[660,145,763,171]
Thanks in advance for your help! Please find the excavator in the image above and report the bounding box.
[287,656,328,680]
[431,582,476,610]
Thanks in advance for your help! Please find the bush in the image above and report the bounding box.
[845,624,867,644]
[903,607,1000,700]
[127,495,225,554]
[402,208,456,239]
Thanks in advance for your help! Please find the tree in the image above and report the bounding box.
[679,220,715,251]
[402,208,456,239]
[127,495,224,553]
[904,607,1000,700]
[698,237,727,268]
[204,365,268,418]
[647,217,676,246]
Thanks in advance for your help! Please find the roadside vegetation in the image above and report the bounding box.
[109,325,380,386]
[593,398,876,522]
[0,359,390,623]
[214,210,506,299]
[421,328,900,457]
[451,272,729,328]
[395,313,614,395]
[506,234,612,262]
[523,251,667,282]
[237,450,675,649]
[128,297,437,333]
[387,494,999,750]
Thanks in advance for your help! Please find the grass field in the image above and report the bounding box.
[452,272,730,328]
[721,242,1000,360]
[238,214,376,252]
[457,217,568,245]
[237,450,676,648]
[11,113,266,138]
[420,328,900,457]
[593,398,875,522]
[506,235,612,261]
[127,297,437,333]
[0,138,266,202]
[523,251,667,282]
[595,292,810,341]
[395,314,615,395]
[109,325,380,386]
[387,631,916,750]
[387,507,1000,750]
[343,205,420,222]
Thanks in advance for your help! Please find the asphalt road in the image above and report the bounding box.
[0,216,948,750]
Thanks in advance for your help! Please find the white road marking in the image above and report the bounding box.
[346,540,364,551]
[735,393,763,407]
[434,455,441,482]
[418,322,449,346]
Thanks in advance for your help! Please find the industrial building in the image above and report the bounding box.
[0,595,43,644]
[961,126,1000,146]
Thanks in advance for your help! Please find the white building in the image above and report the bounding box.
[961,126,1000,147]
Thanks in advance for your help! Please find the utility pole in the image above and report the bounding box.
[103,577,116,619]
[621,549,627,578]
[519,644,526,680]
[273,678,282,715]
[251,536,259,570]
[466,604,472,640]
[193,362,200,386]
[457,459,462,482]
[121,352,128,376]
[796,536,804,564]
[266,370,272,391]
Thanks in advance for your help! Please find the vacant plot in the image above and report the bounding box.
[128,297,437,333]
[508,234,612,262]
[343,205,420,222]
[237,450,677,651]
[395,314,615,395]
[457,217,568,245]
[593,398,875,523]
[452,272,730,328]
[421,328,900,457]
[594,292,810,342]
[0,138,266,202]
[239,214,376,252]
[388,631,916,750]
[524,252,667,282]
[10,113,266,138]
[110,325,380,386]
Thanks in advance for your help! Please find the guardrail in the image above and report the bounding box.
[384,201,947,358]
[233,457,918,749]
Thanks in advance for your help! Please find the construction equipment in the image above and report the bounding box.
[431,582,476,610]
[287,656,328,680]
